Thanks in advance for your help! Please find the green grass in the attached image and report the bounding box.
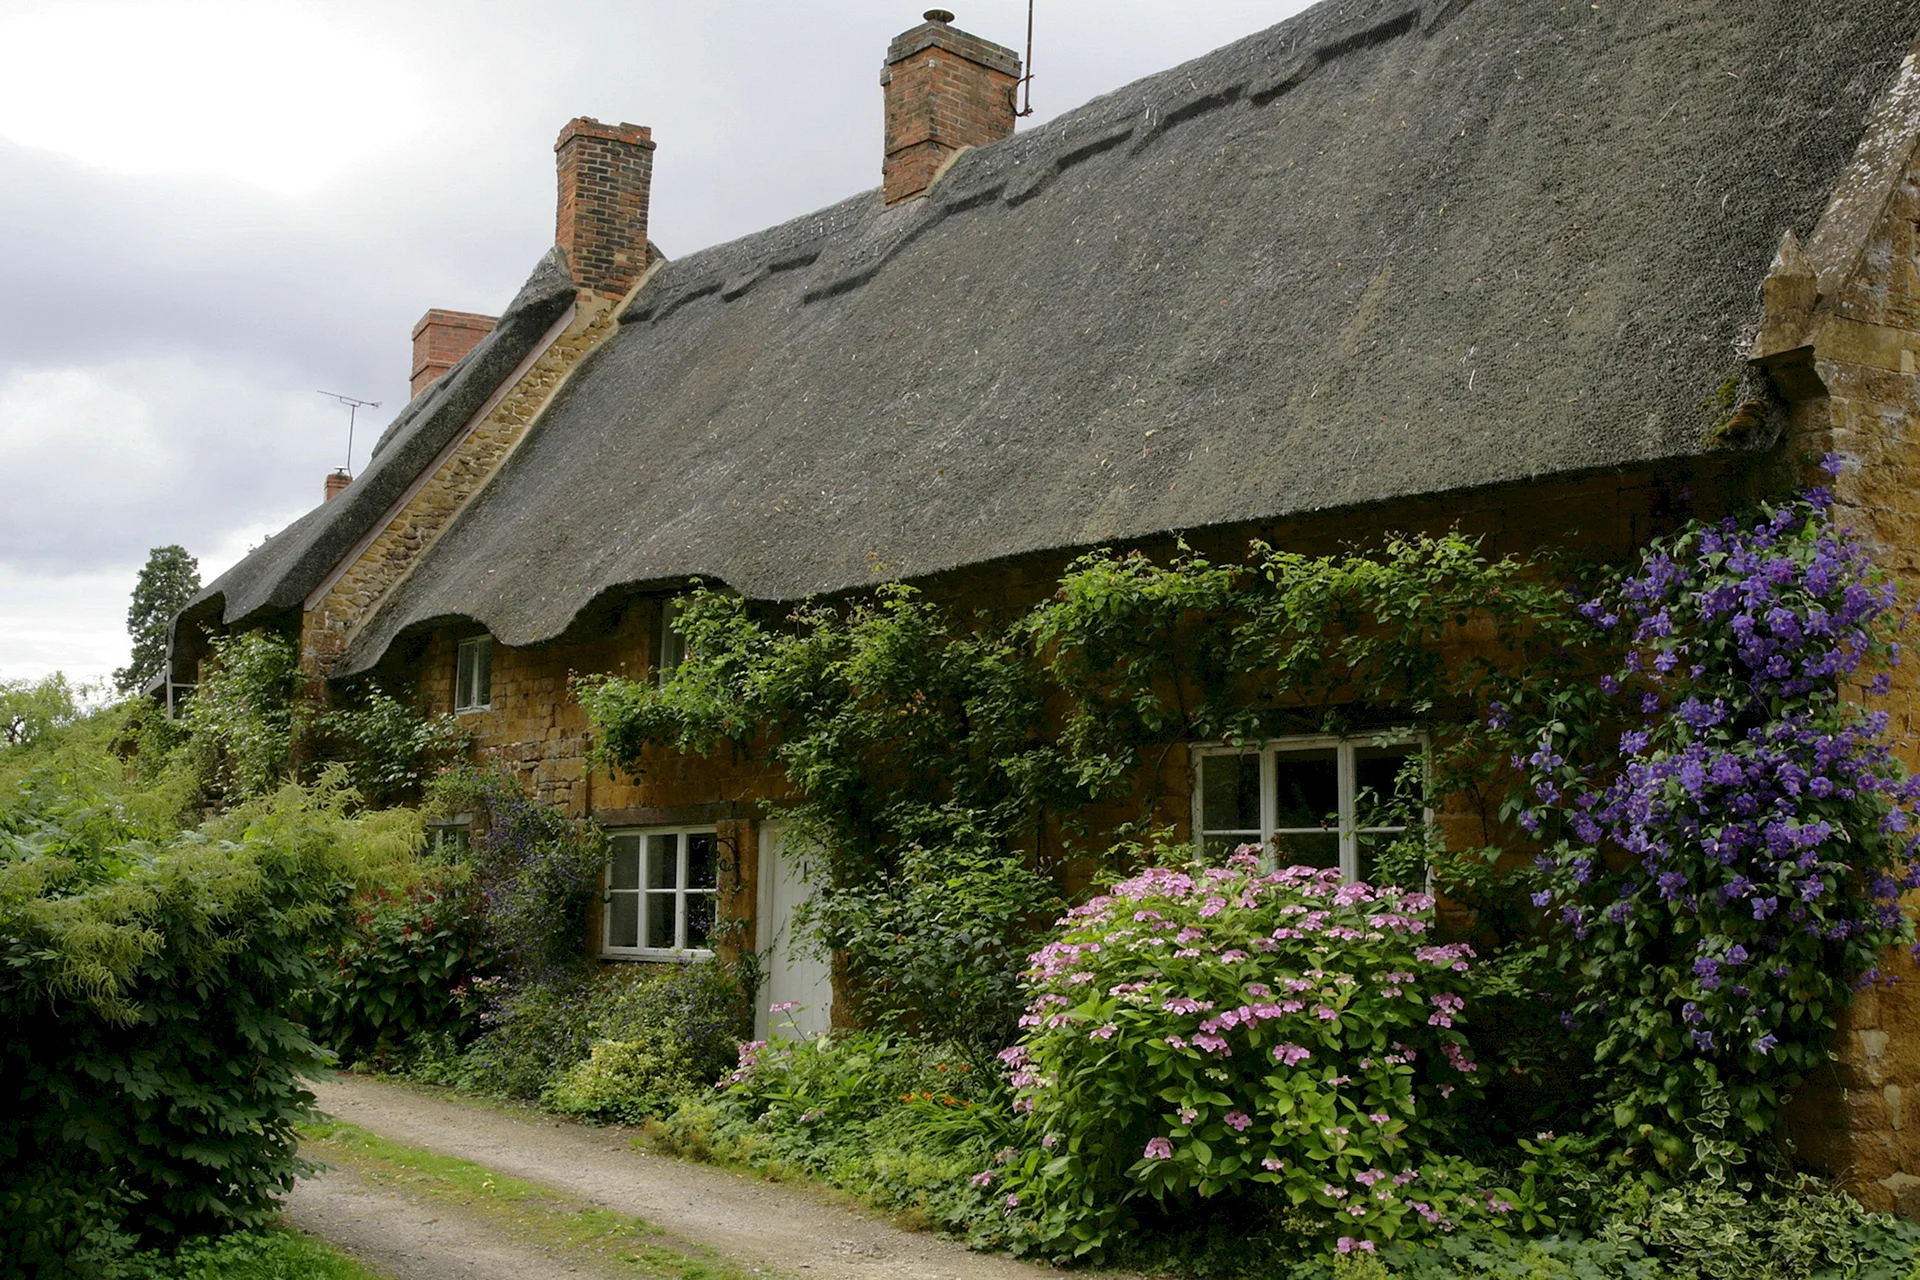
[300,1118,760,1279]
[126,1226,390,1280]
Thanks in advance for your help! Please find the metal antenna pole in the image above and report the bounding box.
[317,391,381,476]
[1018,0,1036,117]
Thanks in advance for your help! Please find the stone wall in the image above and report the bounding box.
[1776,126,1920,1213]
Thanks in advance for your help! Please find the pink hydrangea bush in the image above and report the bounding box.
[993,850,1527,1256]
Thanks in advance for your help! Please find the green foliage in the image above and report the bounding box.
[177,630,302,804]
[317,682,469,807]
[115,545,200,696]
[419,957,749,1107]
[543,959,752,1122]
[656,1030,1011,1238]
[0,672,82,750]
[998,851,1517,1258]
[426,763,606,988]
[812,830,1062,1061]
[122,1227,387,1280]
[1367,1175,1920,1280]
[307,873,487,1067]
[0,771,409,1265]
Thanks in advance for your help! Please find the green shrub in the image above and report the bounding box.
[545,1035,698,1123]
[307,874,488,1067]
[429,958,749,1106]
[0,775,409,1266]
[1367,1174,1920,1280]
[997,852,1523,1259]
[177,630,302,804]
[812,831,1062,1063]
[123,1226,386,1280]
[317,683,468,808]
[656,1030,1010,1236]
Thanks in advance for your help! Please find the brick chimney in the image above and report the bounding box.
[325,468,352,502]
[882,9,1020,205]
[555,117,655,299]
[410,309,498,398]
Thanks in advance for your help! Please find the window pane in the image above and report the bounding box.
[609,836,641,890]
[1271,831,1340,871]
[1355,745,1419,828]
[608,893,639,949]
[455,651,473,709]
[1272,750,1338,829]
[687,833,717,890]
[1200,753,1261,831]
[1358,834,1426,890]
[1202,833,1254,861]
[647,833,680,889]
[645,892,677,949]
[473,641,492,707]
[686,893,715,950]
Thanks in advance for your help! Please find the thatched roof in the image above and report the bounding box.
[226,0,1920,672]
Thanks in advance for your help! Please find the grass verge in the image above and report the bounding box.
[126,1225,391,1279]
[300,1118,763,1280]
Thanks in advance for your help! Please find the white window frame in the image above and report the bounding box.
[656,598,688,686]
[1190,732,1430,882]
[602,826,720,961]
[455,636,492,713]
[427,815,472,858]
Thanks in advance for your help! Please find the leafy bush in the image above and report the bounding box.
[814,831,1062,1062]
[307,874,487,1067]
[426,763,605,989]
[1369,1174,1920,1280]
[0,774,410,1268]
[655,1029,1010,1236]
[1508,478,1920,1173]
[317,683,468,808]
[996,851,1520,1258]
[543,959,751,1121]
[123,1226,385,1280]
[177,630,302,804]
[0,672,82,749]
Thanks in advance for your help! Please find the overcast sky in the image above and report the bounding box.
[0,0,1312,687]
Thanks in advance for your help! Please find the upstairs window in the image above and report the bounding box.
[1193,734,1425,882]
[604,828,718,958]
[656,598,688,685]
[455,636,493,712]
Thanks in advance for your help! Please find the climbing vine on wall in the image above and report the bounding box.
[582,474,1920,1174]
[577,533,1590,1057]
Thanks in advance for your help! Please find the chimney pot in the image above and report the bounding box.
[325,469,352,502]
[555,116,657,299]
[882,13,1020,204]
[410,308,498,398]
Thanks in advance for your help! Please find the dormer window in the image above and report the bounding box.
[455,636,493,712]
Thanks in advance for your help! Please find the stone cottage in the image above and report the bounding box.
[169,0,1920,1207]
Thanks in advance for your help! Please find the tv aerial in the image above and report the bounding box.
[317,391,381,477]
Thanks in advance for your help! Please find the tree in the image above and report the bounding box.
[115,545,199,694]
[0,673,78,749]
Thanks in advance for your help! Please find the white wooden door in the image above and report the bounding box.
[754,823,833,1041]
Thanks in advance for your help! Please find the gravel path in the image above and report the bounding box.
[287,1161,656,1280]
[298,1072,1077,1280]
